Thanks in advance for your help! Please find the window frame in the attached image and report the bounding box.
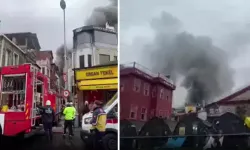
[160,88,164,99]
[133,78,141,92]
[129,104,138,119]
[143,82,150,96]
[13,52,19,65]
[88,54,92,67]
[140,107,147,121]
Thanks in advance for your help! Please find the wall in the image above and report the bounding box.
[120,73,174,121]
[0,36,27,67]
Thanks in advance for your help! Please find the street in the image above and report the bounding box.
[2,127,85,150]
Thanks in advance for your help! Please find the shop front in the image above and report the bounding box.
[74,63,118,118]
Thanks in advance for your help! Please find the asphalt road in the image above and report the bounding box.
[2,127,85,150]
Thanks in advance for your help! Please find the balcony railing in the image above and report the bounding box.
[121,62,174,86]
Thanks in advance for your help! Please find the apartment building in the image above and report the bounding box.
[0,34,33,67]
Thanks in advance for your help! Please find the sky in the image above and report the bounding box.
[0,0,109,51]
[120,0,250,107]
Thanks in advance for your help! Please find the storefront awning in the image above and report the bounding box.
[78,78,118,90]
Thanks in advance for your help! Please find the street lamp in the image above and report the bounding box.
[60,0,68,101]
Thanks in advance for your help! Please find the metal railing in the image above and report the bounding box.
[121,62,174,85]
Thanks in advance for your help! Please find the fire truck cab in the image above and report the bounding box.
[0,63,50,138]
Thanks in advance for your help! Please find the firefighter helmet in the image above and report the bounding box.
[46,100,51,106]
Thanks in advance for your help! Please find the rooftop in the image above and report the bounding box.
[36,50,53,60]
[4,32,41,50]
[121,62,175,90]
[73,25,116,35]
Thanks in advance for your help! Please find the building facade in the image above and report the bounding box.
[205,85,250,116]
[72,25,117,68]
[4,32,41,64]
[0,35,30,67]
[36,51,54,89]
[68,24,118,101]
[120,62,176,122]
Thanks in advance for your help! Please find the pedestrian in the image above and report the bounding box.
[37,100,55,142]
[82,100,90,115]
[63,102,76,138]
[90,100,107,150]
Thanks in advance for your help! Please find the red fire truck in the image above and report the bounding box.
[0,63,61,139]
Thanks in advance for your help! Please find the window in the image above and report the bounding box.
[13,53,19,65]
[141,108,147,121]
[152,87,156,97]
[129,105,138,119]
[94,31,117,45]
[99,54,110,64]
[143,83,150,96]
[120,83,124,92]
[5,49,12,66]
[2,49,6,66]
[133,78,141,92]
[42,67,45,74]
[114,56,117,61]
[88,55,92,67]
[79,55,85,68]
[47,69,49,76]
[160,89,164,99]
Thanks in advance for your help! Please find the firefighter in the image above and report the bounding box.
[63,102,76,138]
[1,102,9,112]
[37,100,55,141]
[90,100,107,150]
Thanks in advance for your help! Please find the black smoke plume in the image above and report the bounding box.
[147,12,234,104]
[85,0,117,30]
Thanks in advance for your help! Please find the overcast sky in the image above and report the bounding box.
[0,0,109,51]
[120,0,250,107]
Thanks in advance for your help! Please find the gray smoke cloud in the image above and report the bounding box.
[147,12,234,104]
[55,45,65,73]
[85,0,117,30]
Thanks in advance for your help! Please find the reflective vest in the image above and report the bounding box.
[63,106,76,120]
[1,105,9,112]
[90,107,107,132]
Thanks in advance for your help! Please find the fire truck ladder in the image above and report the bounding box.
[31,66,38,126]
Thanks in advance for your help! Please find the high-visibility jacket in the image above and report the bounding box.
[90,107,107,132]
[244,117,250,128]
[1,105,9,112]
[63,106,76,120]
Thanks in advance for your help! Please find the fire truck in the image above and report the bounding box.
[0,63,61,140]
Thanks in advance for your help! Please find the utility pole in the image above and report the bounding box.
[60,0,69,102]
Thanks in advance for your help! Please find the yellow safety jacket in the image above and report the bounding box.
[1,105,9,112]
[244,117,250,128]
[63,106,76,120]
[90,107,107,132]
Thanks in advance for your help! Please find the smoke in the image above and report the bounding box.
[55,45,72,73]
[85,0,117,30]
[55,45,65,73]
[147,12,234,104]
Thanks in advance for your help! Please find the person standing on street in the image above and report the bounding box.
[90,100,107,150]
[63,102,76,138]
[37,100,55,142]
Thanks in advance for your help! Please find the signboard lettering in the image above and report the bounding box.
[78,84,117,90]
[76,66,117,80]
